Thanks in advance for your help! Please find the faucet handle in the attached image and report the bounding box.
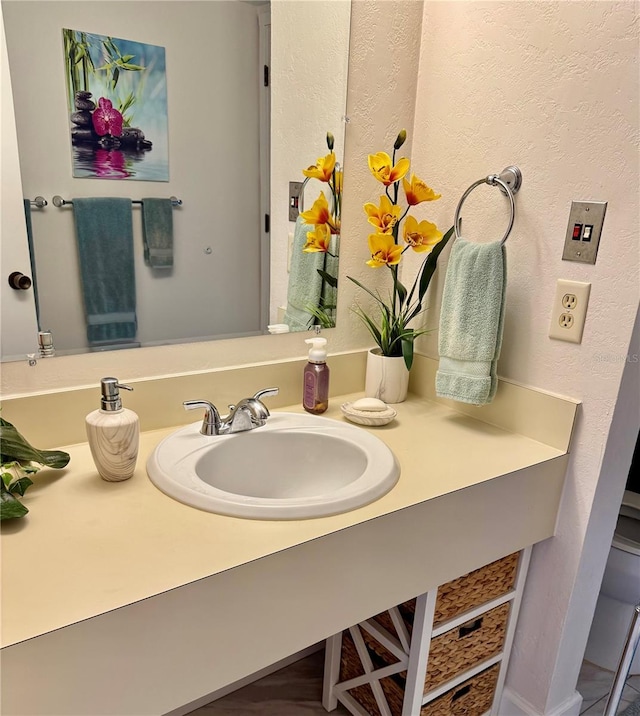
[183,399,216,412]
[183,400,221,436]
[253,387,279,401]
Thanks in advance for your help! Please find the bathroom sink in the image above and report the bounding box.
[147,412,399,519]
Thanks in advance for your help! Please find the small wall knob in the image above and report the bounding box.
[8,272,32,291]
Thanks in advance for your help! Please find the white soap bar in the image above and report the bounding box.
[352,397,388,412]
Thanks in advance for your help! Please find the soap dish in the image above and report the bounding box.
[341,402,397,427]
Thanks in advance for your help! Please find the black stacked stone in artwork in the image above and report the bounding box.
[69,90,153,150]
[70,90,97,144]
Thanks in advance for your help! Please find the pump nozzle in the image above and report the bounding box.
[305,337,327,363]
[100,377,133,411]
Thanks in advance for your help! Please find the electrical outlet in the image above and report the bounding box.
[549,279,591,343]
[558,312,574,329]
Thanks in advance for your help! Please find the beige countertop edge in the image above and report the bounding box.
[0,390,568,649]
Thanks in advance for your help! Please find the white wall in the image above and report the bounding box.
[270,0,350,323]
[412,2,639,713]
[3,1,262,354]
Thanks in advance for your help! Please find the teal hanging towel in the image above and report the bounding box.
[436,238,506,405]
[141,198,174,269]
[72,197,137,348]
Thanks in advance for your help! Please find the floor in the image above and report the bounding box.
[578,660,640,716]
[187,652,640,715]
[187,650,347,715]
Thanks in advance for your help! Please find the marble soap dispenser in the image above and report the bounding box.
[86,377,139,482]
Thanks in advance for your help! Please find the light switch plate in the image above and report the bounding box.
[562,201,607,264]
[549,279,591,343]
[289,181,303,221]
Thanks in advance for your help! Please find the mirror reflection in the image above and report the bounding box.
[1,0,350,360]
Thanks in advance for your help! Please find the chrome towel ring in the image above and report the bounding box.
[453,165,522,246]
[298,163,341,213]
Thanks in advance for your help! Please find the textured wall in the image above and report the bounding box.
[412,2,639,712]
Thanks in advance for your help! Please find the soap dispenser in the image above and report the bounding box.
[303,336,330,414]
[85,377,139,482]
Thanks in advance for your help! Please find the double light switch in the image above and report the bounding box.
[562,201,607,264]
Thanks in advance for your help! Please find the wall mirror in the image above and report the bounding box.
[1,0,350,361]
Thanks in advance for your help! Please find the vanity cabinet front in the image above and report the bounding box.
[323,549,530,715]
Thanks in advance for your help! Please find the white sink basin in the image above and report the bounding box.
[147,412,399,519]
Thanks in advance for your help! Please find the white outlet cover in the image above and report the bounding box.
[549,279,591,343]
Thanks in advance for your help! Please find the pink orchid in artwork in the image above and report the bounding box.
[92,98,123,137]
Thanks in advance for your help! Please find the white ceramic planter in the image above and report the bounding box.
[364,348,410,404]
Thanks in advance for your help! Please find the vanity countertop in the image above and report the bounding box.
[1,390,568,649]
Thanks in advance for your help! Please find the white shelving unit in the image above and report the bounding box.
[323,547,532,716]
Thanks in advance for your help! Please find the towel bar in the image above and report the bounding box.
[52,195,182,208]
[29,196,47,208]
[453,166,522,246]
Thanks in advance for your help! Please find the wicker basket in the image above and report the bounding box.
[340,630,404,716]
[421,664,500,715]
[433,552,519,626]
[340,631,500,716]
[371,552,519,639]
[423,601,510,692]
[336,553,519,715]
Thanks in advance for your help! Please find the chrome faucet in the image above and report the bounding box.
[183,388,279,436]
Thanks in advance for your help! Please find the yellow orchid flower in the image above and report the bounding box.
[300,192,331,226]
[402,174,442,206]
[403,215,443,253]
[364,195,402,234]
[302,152,336,182]
[303,224,332,253]
[300,191,340,232]
[332,170,343,195]
[367,233,403,267]
[368,152,410,186]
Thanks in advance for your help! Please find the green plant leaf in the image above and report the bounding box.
[393,274,408,307]
[352,305,383,347]
[8,477,33,497]
[347,276,391,311]
[418,225,454,303]
[0,418,70,469]
[401,330,415,371]
[305,304,335,329]
[0,489,28,520]
[317,270,338,288]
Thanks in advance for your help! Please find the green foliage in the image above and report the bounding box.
[63,30,146,126]
[0,417,70,521]
[349,226,454,371]
[347,130,454,371]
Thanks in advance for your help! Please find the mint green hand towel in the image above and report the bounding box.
[435,238,506,405]
[283,216,325,331]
